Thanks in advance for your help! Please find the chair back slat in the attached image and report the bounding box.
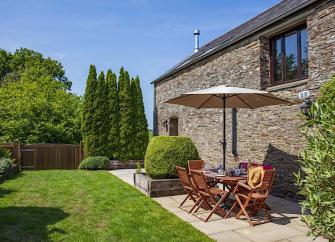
[176,166,193,189]
[188,160,204,172]
[190,169,209,195]
[256,169,275,195]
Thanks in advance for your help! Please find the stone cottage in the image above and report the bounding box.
[152,0,335,198]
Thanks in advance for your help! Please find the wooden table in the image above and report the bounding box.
[204,172,247,195]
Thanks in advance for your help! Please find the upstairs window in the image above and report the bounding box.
[270,25,308,85]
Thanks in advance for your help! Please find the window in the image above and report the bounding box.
[270,25,308,85]
[169,117,178,136]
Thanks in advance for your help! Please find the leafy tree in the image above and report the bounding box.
[131,76,149,159]
[82,65,98,156]
[118,67,133,161]
[91,71,109,156]
[106,69,119,159]
[0,76,81,144]
[0,48,71,89]
[296,75,335,241]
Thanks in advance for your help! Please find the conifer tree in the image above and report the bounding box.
[131,76,149,159]
[106,69,119,159]
[118,67,134,161]
[92,71,109,156]
[81,65,97,156]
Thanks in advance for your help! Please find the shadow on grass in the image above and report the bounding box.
[0,187,15,198]
[0,206,69,241]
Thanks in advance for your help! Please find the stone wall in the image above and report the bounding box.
[154,0,335,198]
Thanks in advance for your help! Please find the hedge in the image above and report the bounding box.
[144,136,200,179]
[78,156,109,170]
[296,75,335,241]
[0,158,13,174]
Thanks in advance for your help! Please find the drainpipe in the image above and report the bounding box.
[232,108,238,157]
[153,84,158,136]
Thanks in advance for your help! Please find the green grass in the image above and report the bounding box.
[0,170,212,242]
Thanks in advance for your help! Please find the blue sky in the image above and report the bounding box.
[0,0,280,128]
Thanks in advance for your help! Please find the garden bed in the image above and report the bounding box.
[0,164,19,184]
[109,160,144,169]
[134,172,185,197]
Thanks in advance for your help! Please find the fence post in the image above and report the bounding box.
[13,140,21,171]
[79,141,85,161]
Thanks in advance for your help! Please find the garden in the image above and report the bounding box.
[0,47,334,242]
[0,170,212,241]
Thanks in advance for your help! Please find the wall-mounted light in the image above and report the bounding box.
[300,98,313,117]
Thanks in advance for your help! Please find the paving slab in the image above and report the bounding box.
[108,169,135,186]
[288,235,328,242]
[174,210,202,222]
[209,230,251,242]
[152,196,178,205]
[191,217,250,235]
[234,222,304,242]
[160,202,183,213]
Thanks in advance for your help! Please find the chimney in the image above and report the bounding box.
[193,29,200,53]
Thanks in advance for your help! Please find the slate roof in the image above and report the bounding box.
[152,0,316,84]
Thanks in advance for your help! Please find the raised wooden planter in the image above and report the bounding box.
[0,164,19,184]
[109,160,144,170]
[134,172,185,197]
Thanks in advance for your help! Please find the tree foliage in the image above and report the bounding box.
[131,76,149,159]
[106,69,119,159]
[0,48,71,89]
[82,65,98,156]
[81,66,149,161]
[296,75,335,241]
[118,67,134,161]
[92,71,109,156]
[0,76,81,144]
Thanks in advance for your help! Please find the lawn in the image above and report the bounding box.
[0,170,212,242]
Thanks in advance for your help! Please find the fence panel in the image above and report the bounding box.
[0,142,84,170]
[22,144,82,170]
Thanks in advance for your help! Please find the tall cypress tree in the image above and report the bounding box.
[118,67,133,161]
[106,69,119,159]
[132,76,149,159]
[92,71,109,156]
[82,65,97,156]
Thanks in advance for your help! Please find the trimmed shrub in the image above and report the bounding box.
[145,136,200,179]
[0,158,13,173]
[296,75,335,241]
[78,156,109,170]
[0,147,11,158]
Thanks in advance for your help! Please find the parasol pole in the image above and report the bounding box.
[222,95,226,170]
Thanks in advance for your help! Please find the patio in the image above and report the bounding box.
[110,169,327,242]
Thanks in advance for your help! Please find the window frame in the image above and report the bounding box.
[270,24,308,86]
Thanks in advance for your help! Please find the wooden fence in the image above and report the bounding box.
[0,141,84,170]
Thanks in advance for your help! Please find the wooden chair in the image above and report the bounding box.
[225,169,276,226]
[176,166,202,213]
[188,160,217,187]
[190,169,229,222]
[188,160,204,172]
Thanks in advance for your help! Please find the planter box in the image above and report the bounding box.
[0,164,19,184]
[134,172,185,197]
[109,160,144,170]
